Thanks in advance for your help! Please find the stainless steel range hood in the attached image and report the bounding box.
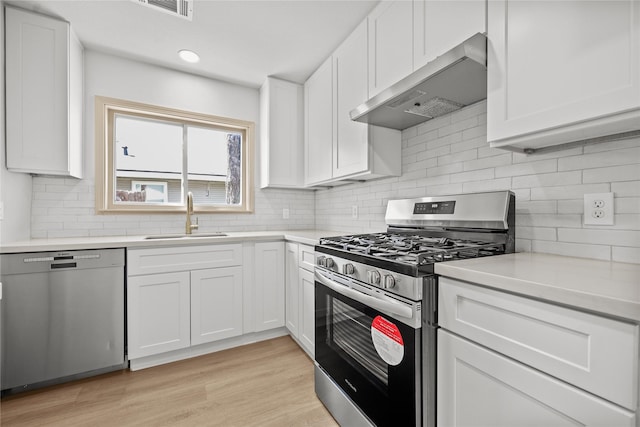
[350,33,487,130]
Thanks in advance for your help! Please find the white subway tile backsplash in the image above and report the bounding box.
[583,164,640,183]
[616,197,640,213]
[558,228,640,247]
[558,146,640,171]
[495,159,557,178]
[450,168,494,184]
[612,246,640,264]
[438,149,478,166]
[512,147,583,164]
[516,200,557,214]
[316,104,639,262]
[512,171,582,189]
[516,226,557,241]
[516,213,582,228]
[25,99,640,264]
[462,178,511,193]
[582,137,640,154]
[530,183,610,200]
[464,153,512,171]
[557,199,583,214]
[531,240,611,261]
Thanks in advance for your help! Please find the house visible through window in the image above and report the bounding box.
[95,96,254,213]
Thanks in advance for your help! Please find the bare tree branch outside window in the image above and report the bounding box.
[226,133,241,204]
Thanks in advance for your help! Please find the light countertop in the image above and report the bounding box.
[0,229,346,254]
[3,234,638,323]
[435,252,640,323]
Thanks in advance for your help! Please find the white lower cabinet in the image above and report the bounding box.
[298,267,315,357]
[191,267,243,345]
[437,277,638,426]
[285,242,315,358]
[127,244,244,361]
[253,242,285,332]
[285,243,300,336]
[127,272,191,359]
[437,330,636,427]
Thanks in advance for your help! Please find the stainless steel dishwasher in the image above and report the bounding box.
[1,248,125,394]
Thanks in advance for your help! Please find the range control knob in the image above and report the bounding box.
[317,256,326,267]
[325,258,335,268]
[367,270,381,285]
[382,274,396,289]
[342,263,355,275]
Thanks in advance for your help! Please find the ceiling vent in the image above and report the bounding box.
[132,0,193,21]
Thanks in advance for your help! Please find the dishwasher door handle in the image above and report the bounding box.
[51,262,77,269]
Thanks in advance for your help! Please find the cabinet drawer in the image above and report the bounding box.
[439,277,639,410]
[128,244,243,275]
[438,330,636,426]
[298,244,315,272]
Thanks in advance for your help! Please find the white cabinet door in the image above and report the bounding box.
[191,267,243,345]
[304,57,334,185]
[487,0,640,151]
[298,268,315,358]
[333,20,370,178]
[259,77,305,189]
[368,0,414,98]
[437,330,636,427]
[413,0,485,70]
[298,244,316,272]
[285,242,300,336]
[5,6,83,178]
[254,242,285,332]
[127,272,191,359]
[439,277,639,410]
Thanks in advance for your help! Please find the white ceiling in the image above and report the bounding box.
[7,0,380,88]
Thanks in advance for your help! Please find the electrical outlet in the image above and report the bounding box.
[584,192,614,225]
[351,205,358,219]
[282,208,290,219]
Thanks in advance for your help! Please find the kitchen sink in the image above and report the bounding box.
[144,232,228,240]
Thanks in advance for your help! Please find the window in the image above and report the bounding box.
[95,96,254,213]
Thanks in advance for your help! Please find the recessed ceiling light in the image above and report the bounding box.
[178,49,200,63]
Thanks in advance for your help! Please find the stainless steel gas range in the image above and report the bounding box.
[313,191,515,427]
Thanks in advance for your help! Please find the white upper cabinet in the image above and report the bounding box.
[304,20,402,186]
[413,0,486,70]
[5,6,83,178]
[333,19,372,178]
[304,57,334,185]
[367,0,414,98]
[259,77,306,189]
[487,0,640,152]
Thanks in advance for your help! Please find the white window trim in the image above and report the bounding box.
[95,96,255,214]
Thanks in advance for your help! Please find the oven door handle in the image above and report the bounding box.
[315,270,413,320]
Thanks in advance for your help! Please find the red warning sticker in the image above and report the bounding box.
[371,315,404,365]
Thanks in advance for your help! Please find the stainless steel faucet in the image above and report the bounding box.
[186,191,199,234]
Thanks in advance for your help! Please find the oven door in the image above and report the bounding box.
[315,269,421,427]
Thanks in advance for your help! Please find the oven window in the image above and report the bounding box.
[331,298,389,386]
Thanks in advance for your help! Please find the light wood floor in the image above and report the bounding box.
[1,336,339,427]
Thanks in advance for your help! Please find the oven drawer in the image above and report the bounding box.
[438,277,639,411]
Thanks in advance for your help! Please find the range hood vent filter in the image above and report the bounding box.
[404,97,464,119]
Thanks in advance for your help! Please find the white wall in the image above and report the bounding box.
[0,3,33,244]
[316,101,640,264]
[28,50,314,238]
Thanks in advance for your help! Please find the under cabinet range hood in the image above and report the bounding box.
[350,33,487,130]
